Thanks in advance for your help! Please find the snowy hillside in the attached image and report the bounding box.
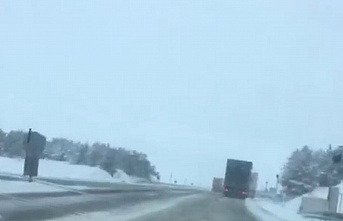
[0,157,141,183]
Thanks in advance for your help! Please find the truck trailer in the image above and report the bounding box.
[248,172,258,198]
[211,177,224,192]
[223,159,253,199]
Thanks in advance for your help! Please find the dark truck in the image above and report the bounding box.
[223,159,253,199]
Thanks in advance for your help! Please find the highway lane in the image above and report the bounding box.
[0,190,195,221]
[43,193,259,221]
[129,193,258,221]
[0,173,259,221]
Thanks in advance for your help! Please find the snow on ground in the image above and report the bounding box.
[248,182,343,221]
[46,194,201,221]
[0,180,90,194]
[285,182,343,213]
[112,169,149,183]
[0,180,62,193]
[0,156,138,183]
[0,156,198,194]
[247,198,307,221]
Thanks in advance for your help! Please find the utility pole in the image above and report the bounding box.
[276,174,280,193]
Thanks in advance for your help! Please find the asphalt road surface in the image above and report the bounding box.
[130,193,258,221]
[1,189,258,221]
[0,190,193,221]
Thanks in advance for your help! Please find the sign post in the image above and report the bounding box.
[23,128,46,182]
[276,174,280,193]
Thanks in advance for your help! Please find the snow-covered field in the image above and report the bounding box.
[0,157,199,195]
[0,156,139,183]
[0,180,91,194]
[0,156,152,194]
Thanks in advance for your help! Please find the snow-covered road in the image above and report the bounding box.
[47,193,259,221]
[0,189,196,221]
[0,188,308,221]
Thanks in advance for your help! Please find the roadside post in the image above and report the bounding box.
[276,174,280,193]
[23,128,46,182]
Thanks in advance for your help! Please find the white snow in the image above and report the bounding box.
[0,156,198,195]
[0,157,138,183]
[248,182,343,221]
[0,180,62,193]
[285,182,343,213]
[247,199,307,221]
[0,180,90,194]
[112,169,148,183]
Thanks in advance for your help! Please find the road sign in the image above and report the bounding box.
[23,129,46,181]
[24,130,46,157]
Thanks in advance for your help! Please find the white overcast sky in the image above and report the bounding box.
[1,0,343,187]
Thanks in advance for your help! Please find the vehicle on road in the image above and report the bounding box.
[223,159,253,199]
[211,177,224,192]
[248,172,258,198]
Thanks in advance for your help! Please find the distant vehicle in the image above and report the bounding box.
[223,159,253,199]
[248,172,258,198]
[211,177,224,192]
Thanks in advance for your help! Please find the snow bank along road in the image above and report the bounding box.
[0,172,198,193]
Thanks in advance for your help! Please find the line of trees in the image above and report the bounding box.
[0,129,159,181]
[282,145,343,197]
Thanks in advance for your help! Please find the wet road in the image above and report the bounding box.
[130,193,258,221]
[38,192,258,221]
[0,190,193,221]
[0,173,205,221]
[0,187,258,221]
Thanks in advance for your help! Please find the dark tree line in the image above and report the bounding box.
[282,145,343,197]
[0,129,159,180]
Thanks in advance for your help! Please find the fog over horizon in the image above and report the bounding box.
[1,0,343,187]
